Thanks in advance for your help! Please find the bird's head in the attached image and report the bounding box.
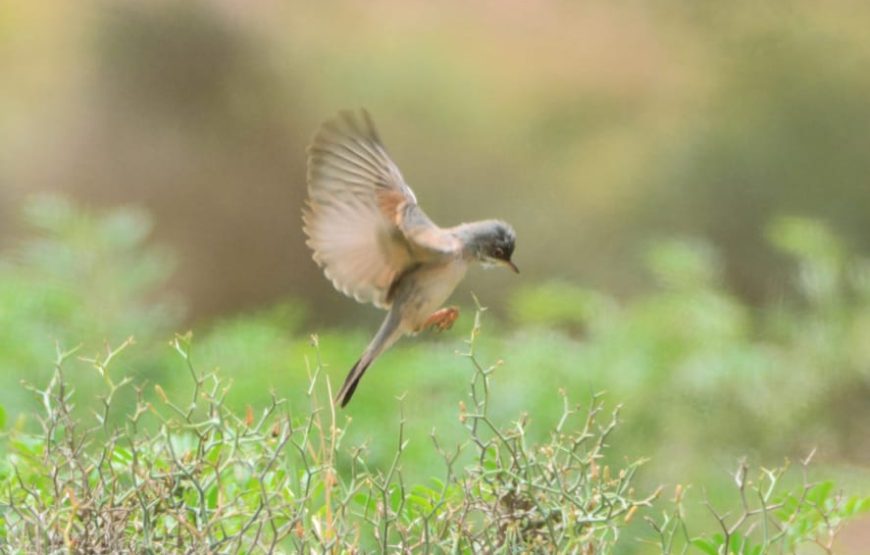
[465,220,518,273]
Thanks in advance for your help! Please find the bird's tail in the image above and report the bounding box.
[335,310,403,408]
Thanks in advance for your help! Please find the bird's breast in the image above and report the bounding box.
[400,259,468,329]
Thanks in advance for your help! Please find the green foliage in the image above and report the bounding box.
[1,199,868,552]
[510,281,617,331]
[507,224,870,481]
[0,313,658,553]
[0,196,180,415]
[2,311,866,553]
[649,457,870,555]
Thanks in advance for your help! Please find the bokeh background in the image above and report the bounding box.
[2,0,869,552]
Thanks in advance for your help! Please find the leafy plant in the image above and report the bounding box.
[0,308,656,553]
[647,455,870,555]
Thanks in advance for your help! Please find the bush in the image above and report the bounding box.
[648,457,870,555]
[1,309,866,553]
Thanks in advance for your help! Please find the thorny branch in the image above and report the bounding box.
[1,306,863,553]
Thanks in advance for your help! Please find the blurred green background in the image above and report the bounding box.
[1,0,869,551]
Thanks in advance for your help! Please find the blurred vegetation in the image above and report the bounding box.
[0,197,180,414]
[0,198,868,552]
[3,0,870,319]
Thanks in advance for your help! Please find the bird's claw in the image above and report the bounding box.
[425,306,460,332]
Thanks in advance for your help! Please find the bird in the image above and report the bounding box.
[303,110,518,408]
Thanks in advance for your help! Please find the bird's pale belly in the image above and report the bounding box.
[400,259,468,331]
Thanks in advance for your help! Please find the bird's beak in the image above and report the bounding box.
[505,260,519,274]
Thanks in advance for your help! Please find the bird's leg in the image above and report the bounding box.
[421,306,460,332]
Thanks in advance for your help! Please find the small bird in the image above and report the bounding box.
[303,110,518,407]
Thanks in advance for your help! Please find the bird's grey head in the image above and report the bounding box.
[461,220,518,273]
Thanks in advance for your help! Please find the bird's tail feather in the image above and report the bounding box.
[335,356,371,408]
[335,311,402,408]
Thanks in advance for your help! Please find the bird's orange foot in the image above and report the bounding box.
[423,306,460,332]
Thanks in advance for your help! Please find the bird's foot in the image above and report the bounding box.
[423,306,460,332]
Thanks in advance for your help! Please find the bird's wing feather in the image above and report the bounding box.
[304,110,458,308]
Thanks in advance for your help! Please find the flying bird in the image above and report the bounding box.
[303,110,518,407]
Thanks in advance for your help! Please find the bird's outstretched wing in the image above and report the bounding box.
[304,110,458,308]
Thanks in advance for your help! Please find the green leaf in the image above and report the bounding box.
[352,491,377,513]
[390,485,405,513]
[691,538,718,555]
[206,484,219,510]
[10,434,45,458]
[807,481,834,505]
[853,496,870,514]
[111,446,133,467]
